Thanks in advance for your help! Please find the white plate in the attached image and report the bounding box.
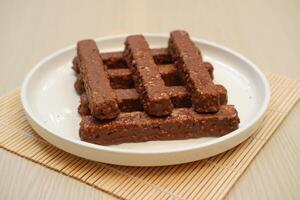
[21,34,270,166]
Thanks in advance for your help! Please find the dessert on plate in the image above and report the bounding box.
[72,30,240,145]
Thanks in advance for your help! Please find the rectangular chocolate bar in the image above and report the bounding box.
[72,49,214,86]
[74,61,213,89]
[77,83,227,115]
[72,48,173,73]
[124,35,173,116]
[79,105,239,145]
[77,40,120,119]
[169,30,220,113]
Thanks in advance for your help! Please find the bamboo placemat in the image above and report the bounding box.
[0,73,299,200]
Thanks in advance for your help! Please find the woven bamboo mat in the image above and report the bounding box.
[0,73,299,200]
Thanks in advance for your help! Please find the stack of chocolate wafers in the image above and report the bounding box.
[72,30,240,145]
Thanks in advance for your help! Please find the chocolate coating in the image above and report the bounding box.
[79,105,240,145]
[73,34,239,146]
[77,40,120,119]
[124,35,173,116]
[169,30,220,113]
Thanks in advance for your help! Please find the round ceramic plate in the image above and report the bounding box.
[21,34,270,166]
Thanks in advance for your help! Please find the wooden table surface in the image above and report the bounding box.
[0,0,299,199]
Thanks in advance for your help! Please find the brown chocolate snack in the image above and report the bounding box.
[77,40,120,119]
[101,48,172,67]
[169,30,220,113]
[74,61,213,89]
[107,68,135,89]
[72,48,172,73]
[124,35,173,116]
[73,32,239,146]
[77,84,227,115]
[74,74,85,94]
[78,93,90,116]
[79,105,239,145]
[74,41,227,114]
[72,49,214,84]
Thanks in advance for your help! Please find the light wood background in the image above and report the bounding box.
[0,0,299,199]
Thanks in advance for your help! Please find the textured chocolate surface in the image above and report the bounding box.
[169,30,220,113]
[72,50,214,87]
[73,33,239,145]
[77,83,227,115]
[72,48,173,72]
[77,40,120,119]
[79,105,239,145]
[124,35,173,116]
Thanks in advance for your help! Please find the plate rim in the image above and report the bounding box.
[21,33,270,155]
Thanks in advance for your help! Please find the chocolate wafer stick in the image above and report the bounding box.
[74,50,213,75]
[79,105,239,145]
[101,48,172,67]
[72,48,172,73]
[79,90,143,114]
[77,40,120,119]
[169,30,220,113]
[124,35,173,116]
[74,60,213,88]
[77,84,227,114]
